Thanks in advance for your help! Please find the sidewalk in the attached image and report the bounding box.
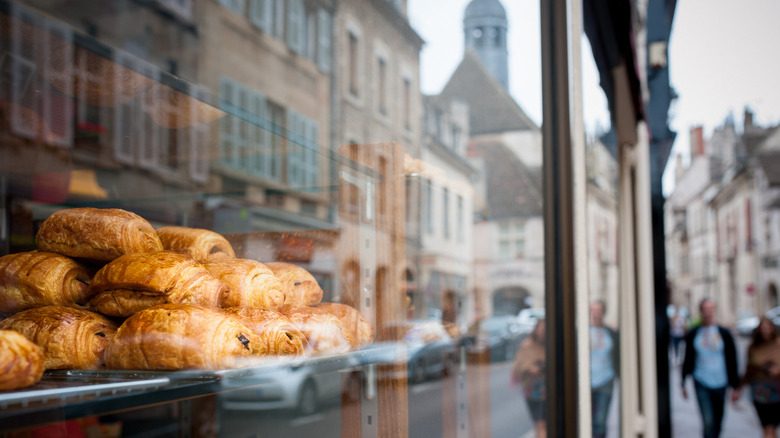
[670,360,764,438]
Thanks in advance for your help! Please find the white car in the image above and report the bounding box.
[516,308,545,336]
[220,355,362,416]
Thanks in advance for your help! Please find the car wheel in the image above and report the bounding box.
[505,344,515,362]
[298,380,318,416]
[412,359,426,384]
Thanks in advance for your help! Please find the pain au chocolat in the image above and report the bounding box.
[279,305,353,355]
[105,304,266,370]
[88,251,227,317]
[0,330,45,390]
[0,251,94,313]
[0,306,117,370]
[36,208,163,262]
[224,307,307,356]
[317,302,374,349]
[156,226,235,262]
[265,262,323,307]
[203,258,285,309]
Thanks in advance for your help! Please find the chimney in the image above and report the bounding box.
[744,107,754,133]
[675,153,685,183]
[690,126,705,156]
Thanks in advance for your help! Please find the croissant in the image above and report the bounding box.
[0,330,45,390]
[156,226,235,262]
[36,208,163,262]
[0,251,94,313]
[88,251,227,317]
[105,304,265,370]
[278,305,353,355]
[224,307,307,355]
[317,302,374,349]
[203,258,285,309]
[0,306,117,369]
[265,262,323,306]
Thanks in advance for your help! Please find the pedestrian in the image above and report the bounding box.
[590,300,619,438]
[670,308,686,364]
[513,318,546,438]
[731,316,780,438]
[681,298,739,438]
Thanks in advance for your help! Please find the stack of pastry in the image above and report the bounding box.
[0,207,375,385]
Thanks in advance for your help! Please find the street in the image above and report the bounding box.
[218,360,534,438]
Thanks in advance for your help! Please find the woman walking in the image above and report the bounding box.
[732,317,780,438]
[513,319,547,438]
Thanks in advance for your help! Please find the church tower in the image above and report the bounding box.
[463,0,509,90]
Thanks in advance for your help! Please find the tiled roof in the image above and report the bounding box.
[470,141,543,219]
[437,51,538,135]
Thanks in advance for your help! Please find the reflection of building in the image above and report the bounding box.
[408,96,475,325]
[585,137,619,328]
[332,0,423,319]
[430,0,543,323]
[754,128,780,310]
[666,112,780,324]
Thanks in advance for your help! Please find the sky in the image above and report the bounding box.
[408,0,780,195]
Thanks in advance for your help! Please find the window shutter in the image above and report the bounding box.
[10,3,42,140]
[113,52,138,163]
[219,76,237,167]
[286,0,304,54]
[189,86,210,182]
[249,0,272,33]
[316,9,332,73]
[251,91,271,178]
[286,109,299,186]
[136,61,160,169]
[42,20,73,147]
[237,85,251,170]
[305,118,318,187]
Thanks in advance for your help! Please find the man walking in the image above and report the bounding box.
[681,298,739,438]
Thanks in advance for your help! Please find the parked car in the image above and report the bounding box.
[463,315,524,362]
[736,313,760,337]
[516,308,545,336]
[767,306,780,332]
[220,354,362,416]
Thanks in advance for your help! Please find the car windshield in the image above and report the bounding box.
[481,317,515,332]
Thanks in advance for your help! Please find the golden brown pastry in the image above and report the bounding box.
[105,304,265,370]
[0,251,94,313]
[203,258,284,310]
[156,226,235,262]
[0,329,45,390]
[317,302,374,349]
[36,208,163,262]
[88,251,227,317]
[265,262,323,306]
[0,306,117,370]
[278,306,353,355]
[224,307,307,356]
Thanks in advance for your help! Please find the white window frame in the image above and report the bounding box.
[249,0,273,33]
[316,9,332,73]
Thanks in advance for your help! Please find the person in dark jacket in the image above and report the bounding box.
[681,298,739,438]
